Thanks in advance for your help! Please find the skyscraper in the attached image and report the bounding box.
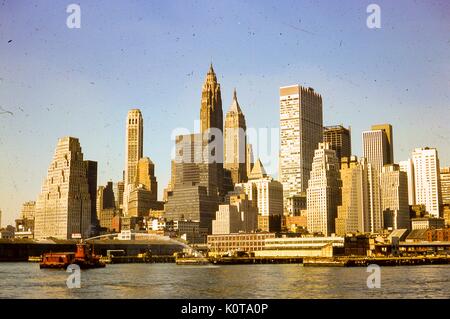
[323,125,351,165]
[212,192,258,235]
[15,201,36,237]
[247,160,283,218]
[113,181,124,210]
[306,143,341,236]
[224,89,247,185]
[411,147,442,217]
[134,157,158,201]
[84,160,98,235]
[128,157,161,217]
[200,64,223,134]
[125,109,144,186]
[19,201,36,230]
[335,156,369,236]
[97,182,115,213]
[35,137,93,240]
[279,85,323,208]
[163,160,176,202]
[246,144,254,177]
[367,163,383,233]
[172,133,218,197]
[128,186,163,218]
[96,182,120,233]
[199,64,226,199]
[124,109,143,215]
[362,124,394,232]
[371,124,394,164]
[381,164,410,230]
[362,129,389,173]
[212,205,241,235]
[237,160,283,232]
[165,133,219,232]
[229,192,258,233]
[440,167,450,205]
[399,159,416,206]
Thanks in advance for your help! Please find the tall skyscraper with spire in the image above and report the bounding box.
[166,65,229,232]
[124,109,143,215]
[201,64,223,134]
[224,89,247,185]
[200,64,228,199]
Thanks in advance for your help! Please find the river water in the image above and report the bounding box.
[0,263,449,299]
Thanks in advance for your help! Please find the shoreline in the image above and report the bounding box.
[20,255,450,267]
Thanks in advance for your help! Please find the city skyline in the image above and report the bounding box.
[1,0,450,226]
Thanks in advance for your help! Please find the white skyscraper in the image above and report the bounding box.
[362,127,394,233]
[279,85,323,210]
[381,164,410,230]
[399,159,416,206]
[362,129,389,173]
[245,160,283,218]
[306,143,341,236]
[411,147,442,218]
[236,159,283,232]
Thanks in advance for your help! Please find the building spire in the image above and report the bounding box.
[248,159,267,180]
[229,88,242,113]
[204,63,217,85]
[201,63,223,134]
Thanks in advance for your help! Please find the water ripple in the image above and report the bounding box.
[0,263,449,299]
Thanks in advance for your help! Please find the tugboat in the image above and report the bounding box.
[40,241,105,269]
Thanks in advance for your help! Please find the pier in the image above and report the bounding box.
[303,255,450,267]
[101,255,175,264]
[209,256,304,265]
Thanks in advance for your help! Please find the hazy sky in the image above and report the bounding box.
[1,0,449,226]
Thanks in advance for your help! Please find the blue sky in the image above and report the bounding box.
[1,0,449,226]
